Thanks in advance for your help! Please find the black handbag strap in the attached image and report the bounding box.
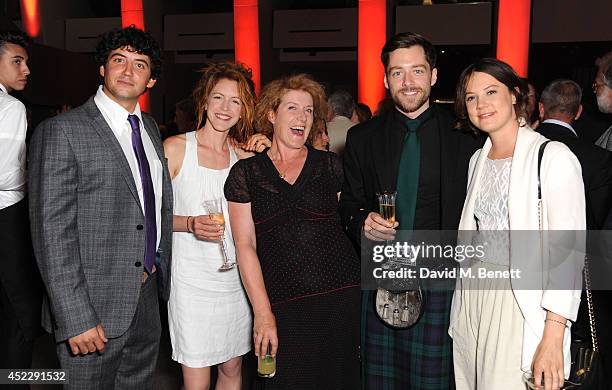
[584,257,599,352]
[537,141,551,200]
[537,140,598,352]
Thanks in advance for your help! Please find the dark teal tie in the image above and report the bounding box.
[395,120,420,230]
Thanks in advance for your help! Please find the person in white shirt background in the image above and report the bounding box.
[326,89,356,156]
[0,29,44,374]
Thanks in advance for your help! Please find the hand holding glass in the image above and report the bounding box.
[202,199,235,271]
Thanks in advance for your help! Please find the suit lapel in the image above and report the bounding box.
[372,111,404,192]
[436,109,458,226]
[141,115,165,163]
[84,98,142,208]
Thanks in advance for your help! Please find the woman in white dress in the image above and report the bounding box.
[449,59,585,390]
[163,62,269,390]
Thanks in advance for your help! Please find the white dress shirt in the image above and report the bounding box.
[94,85,162,249]
[541,118,578,137]
[0,83,27,209]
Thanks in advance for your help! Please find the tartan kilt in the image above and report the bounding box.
[361,289,455,390]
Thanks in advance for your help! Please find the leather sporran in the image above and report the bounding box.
[374,288,424,329]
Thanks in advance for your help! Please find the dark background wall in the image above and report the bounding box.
[0,0,610,131]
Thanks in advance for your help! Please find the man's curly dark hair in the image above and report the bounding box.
[95,25,162,79]
[0,30,30,54]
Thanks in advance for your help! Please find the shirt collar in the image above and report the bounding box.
[94,85,144,133]
[541,118,577,137]
[393,105,433,132]
[0,83,7,94]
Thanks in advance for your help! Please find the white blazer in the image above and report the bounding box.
[450,125,586,377]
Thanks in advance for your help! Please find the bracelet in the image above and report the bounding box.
[186,216,193,233]
[545,318,568,327]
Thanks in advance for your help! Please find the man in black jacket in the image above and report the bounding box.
[339,32,481,389]
[537,79,612,229]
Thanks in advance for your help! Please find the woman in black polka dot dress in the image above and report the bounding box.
[225,74,360,389]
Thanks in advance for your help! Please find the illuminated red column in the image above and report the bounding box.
[20,0,41,37]
[496,0,531,77]
[120,0,149,111]
[358,0,386,112]
[234,0,261,95]
[121,0,145,29]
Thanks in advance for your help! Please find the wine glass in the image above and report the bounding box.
[202,198,235,271]
[377,191,396,225]
[377,191,396,263]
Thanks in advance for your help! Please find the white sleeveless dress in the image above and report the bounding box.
[168,131,252,368]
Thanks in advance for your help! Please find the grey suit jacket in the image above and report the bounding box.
[28,97,173,342]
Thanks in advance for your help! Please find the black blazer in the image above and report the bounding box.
[339,105,482,244]
[537,121,612,229]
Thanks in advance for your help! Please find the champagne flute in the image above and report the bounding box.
[377,191,397,263]
[377,191,396,225]
[202,198,235,271]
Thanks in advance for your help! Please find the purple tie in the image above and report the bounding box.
[127,114,156,274]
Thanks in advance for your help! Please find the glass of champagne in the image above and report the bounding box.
[377,191,396,225]
[377,191,396,263]
[202,198,235,271]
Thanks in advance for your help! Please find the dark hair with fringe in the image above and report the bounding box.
[0,30,30,54]
[454,58,528,135]
[381,32,437,73]
[255,74,328,145]
[95,25,162,79]
[192,61,255,144]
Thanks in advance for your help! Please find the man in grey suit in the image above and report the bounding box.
[28,26,172,389]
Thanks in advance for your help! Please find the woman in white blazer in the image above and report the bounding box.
[448,58,585,390]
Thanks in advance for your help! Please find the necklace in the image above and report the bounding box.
[269,147,306,180]
[274,159,290,179]
[270,155,294,180]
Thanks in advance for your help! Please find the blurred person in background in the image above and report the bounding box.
[352,102,373,123]
[594,50,612,150]
[326,89,356,155]
[522,77,540,129]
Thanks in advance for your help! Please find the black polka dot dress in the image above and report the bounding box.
[225,146,360,389]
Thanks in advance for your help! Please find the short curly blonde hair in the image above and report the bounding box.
[255,74,328,145]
